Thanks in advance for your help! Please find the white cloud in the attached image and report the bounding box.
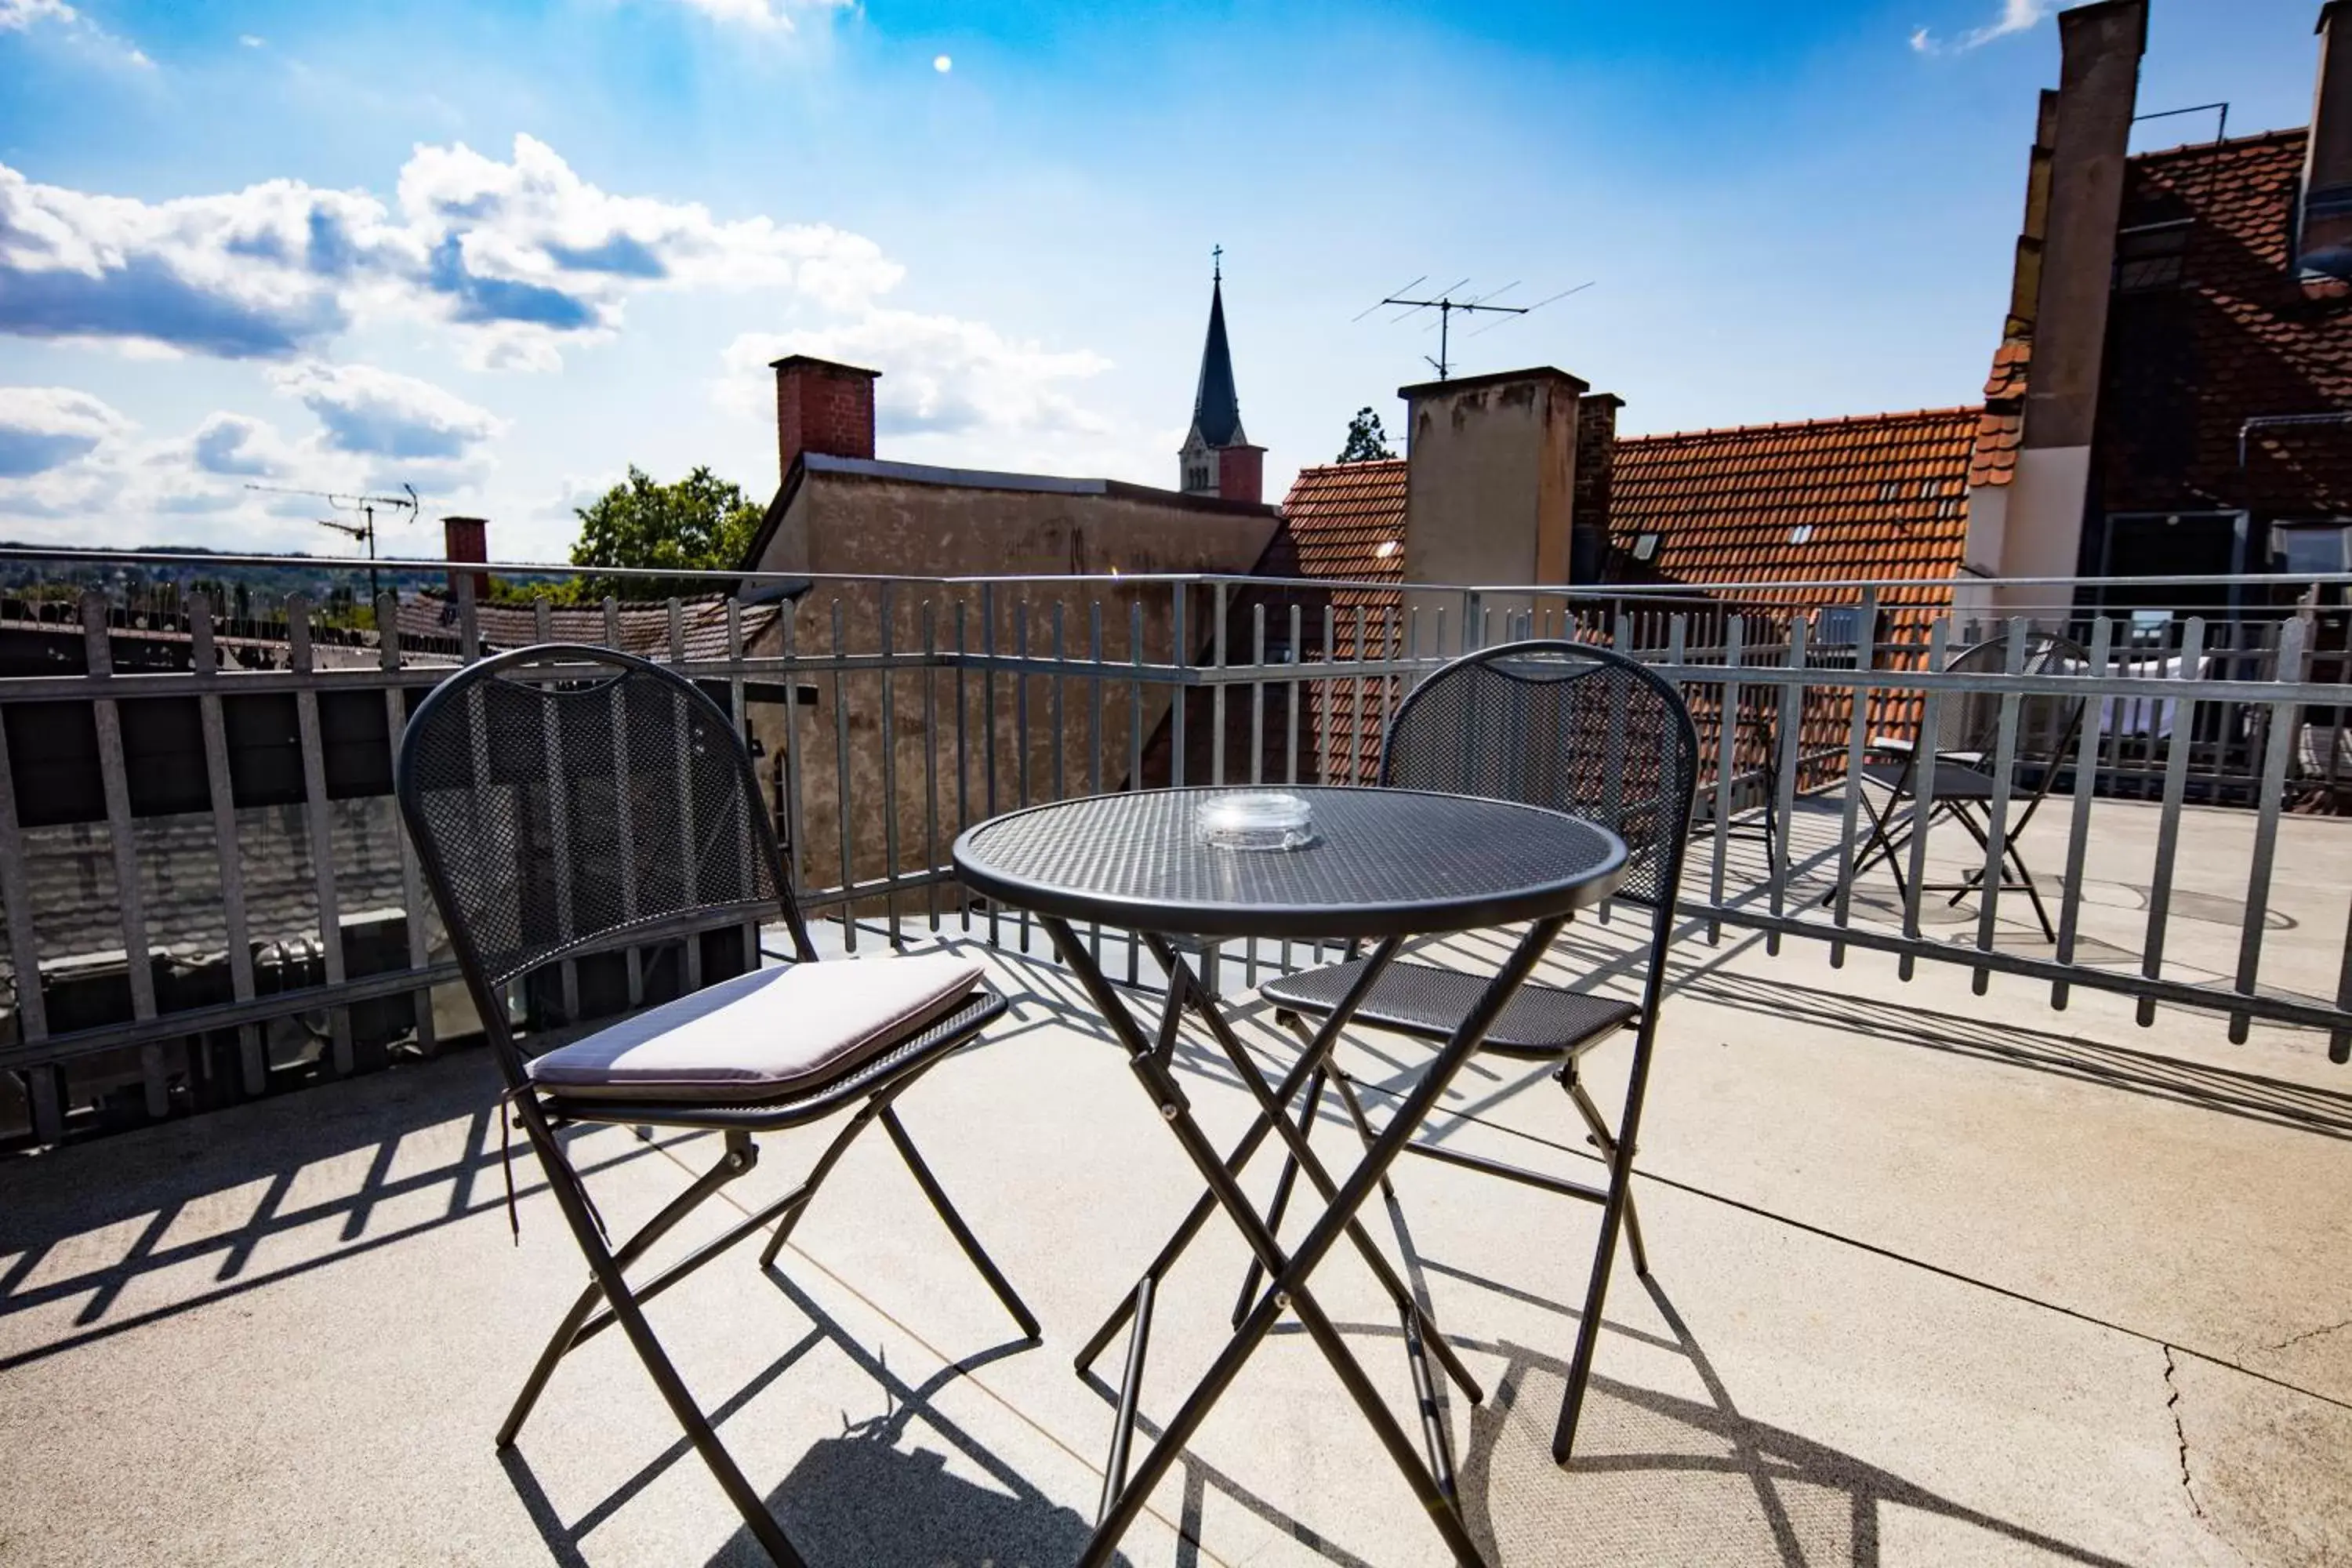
[0,134,902,368]
[1911,0,2052,53]
[269,361,504,460]
[186,412,297,477]
[0,397,494,549]
[0,0,151,67]
[724,311,1113,451]
[238,33,263,47]
[0,385,133,476]
[665,0,848,31]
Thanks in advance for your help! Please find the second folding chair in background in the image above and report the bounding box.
[1838,630,2089,941]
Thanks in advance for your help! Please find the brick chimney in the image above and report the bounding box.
[771,356,879,485]
[1215,442,1265,505]
[2302,1,2352,279]
[441,515,489,599]
[1570,392,1621,583]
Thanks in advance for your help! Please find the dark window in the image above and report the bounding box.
[4,702,102,827]
[122,698,211,817]
[2114,221,2189,292]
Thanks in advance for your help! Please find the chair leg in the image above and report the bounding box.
[1562,1061,1649,1279]
[879,1104,1041,1340]
[757,1092,895,1269]
[501,1129,757,1447]
[521,1117,810,1568]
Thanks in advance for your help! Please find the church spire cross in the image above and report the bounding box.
[1212,243,1221,283]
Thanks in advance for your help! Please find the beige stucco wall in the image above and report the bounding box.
[746,473,1278,914]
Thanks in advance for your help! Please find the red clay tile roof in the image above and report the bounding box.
[1606,406,1981,599]
[1969,339,2030,488]
[1274,461,1407,591]
[2098,127,2352,518]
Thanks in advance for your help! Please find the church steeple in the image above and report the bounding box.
[1178,247,1261,502]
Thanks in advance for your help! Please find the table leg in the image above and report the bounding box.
[1044,914,1567,1568]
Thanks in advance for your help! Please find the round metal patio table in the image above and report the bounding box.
[952,785,1628,1568]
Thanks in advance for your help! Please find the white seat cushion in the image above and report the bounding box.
[526,953,986,1102]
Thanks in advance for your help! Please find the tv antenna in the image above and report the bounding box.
[242,482,419,601]
[1354,278,1595,379]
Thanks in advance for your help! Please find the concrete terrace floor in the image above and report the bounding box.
[3,800,2351,1566]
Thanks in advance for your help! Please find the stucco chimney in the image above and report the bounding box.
[2302,2,2352,278]
[771,356,880,484]
[1399,367,1585,616]
[441,515,488,598]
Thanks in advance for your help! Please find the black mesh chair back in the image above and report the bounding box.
[395,644,815,1087]
[1380,640,1700,913]
[1933,631,2090,766]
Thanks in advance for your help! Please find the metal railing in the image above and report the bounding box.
[0,550,2346,1147]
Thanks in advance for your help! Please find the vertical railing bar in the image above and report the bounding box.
[282,596,353,1076]
[1708,616,1740,946]
[1967,620,2031,995]
[456,569,481,664]
[1283,602,1301,975]
[955,600,971,935]
[879,583,902,950]
[923,599,942,935]
[1171,584,1188,790]
[1320,602,1339,795]
[2230,615,2307,1043]
[1014,600,1032,954]
[1765,615,1808,956]
[1354,604,1374,785]
[1051,601,1069,804]
[723,597,757,971]
[1210,583,1228,787]
[194,593,267,1092]
[2051,616,2113,1009]
[782,601,809,941]
[829,598,855,956]
[1089,600,1105,964]
[1127,597,1145,983]
[85,592,168,1112]
[606,597,644,1007]
[1828,590,1878,964]
[1246,603,1266,988]
[669,599,706,989]
[2137,616,2206,1027]
[538,597,582,1022]
[1899,619,1952,983]
[0,696,59,1142]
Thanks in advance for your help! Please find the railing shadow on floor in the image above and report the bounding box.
[0,995,1074,1373]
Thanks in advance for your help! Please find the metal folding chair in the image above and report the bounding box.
[394,644,1036,1568]
[1250,640,1698,1466]
[1839,630,2088,940]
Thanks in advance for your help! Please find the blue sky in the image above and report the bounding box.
[0,0,2327,562]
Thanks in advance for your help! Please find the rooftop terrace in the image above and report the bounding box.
[4,825,2347,1565]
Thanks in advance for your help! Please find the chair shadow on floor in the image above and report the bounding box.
[1435,1264,2142,1568]
[497,1258,1120,1568]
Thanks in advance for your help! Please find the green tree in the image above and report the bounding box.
[563,465,764,602]
[1335,407,1396,463]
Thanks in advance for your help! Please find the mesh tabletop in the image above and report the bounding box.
[952,787,1627,940]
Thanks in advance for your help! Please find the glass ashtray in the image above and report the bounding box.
[1195,790,1316,852]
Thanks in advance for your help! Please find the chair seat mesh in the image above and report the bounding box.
[1261,957,1639,1058]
